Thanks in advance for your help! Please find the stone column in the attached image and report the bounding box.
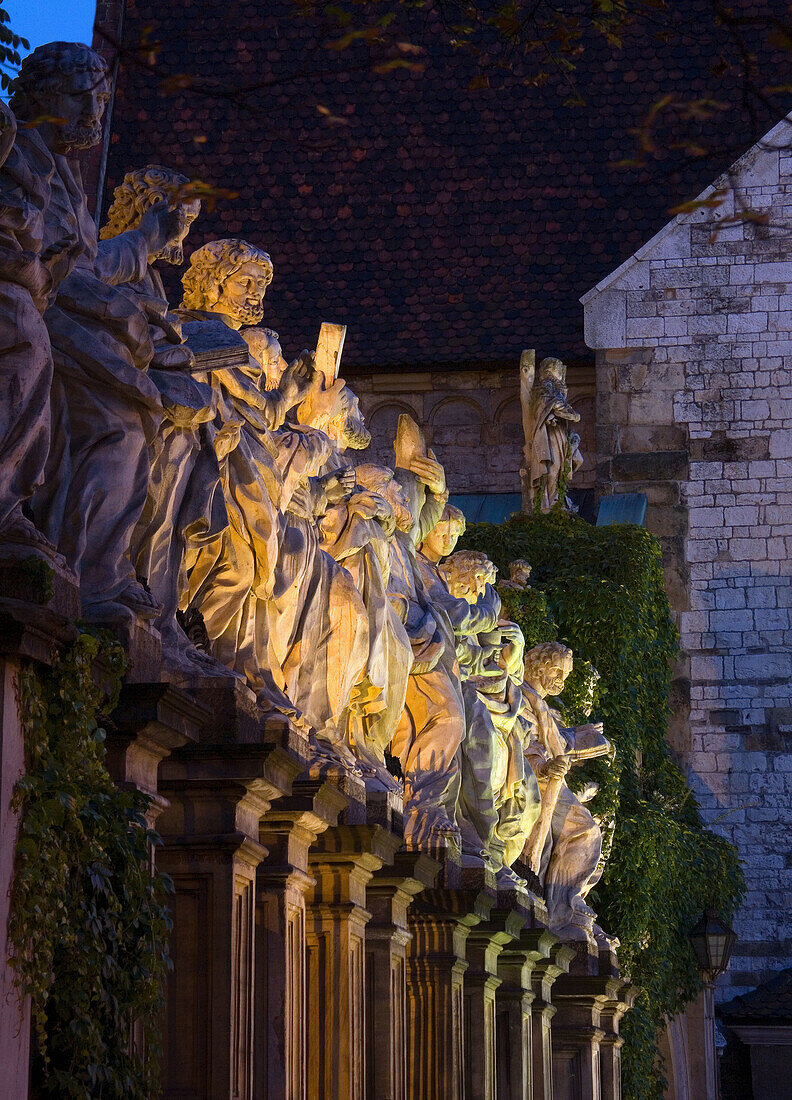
[464,904,523,1100]
[306,823,402,1100]
[495,919,557,1100]
[365,850,440,1100]
[157,741,303,1100]
[405,883,494,1100]
[531,940,575,1100]
[598,980,638,1100]
[551,974,628,1100]
[254,779,348,1100]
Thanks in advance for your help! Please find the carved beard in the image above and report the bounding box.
[392,498,413,533]
[57,119,103,150]
[341,419,371,451]
[216,298,265,326]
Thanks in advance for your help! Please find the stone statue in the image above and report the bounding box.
[439,550,541,882]
[499,558,532,591]
[520,641,611,938]
[10,43,182,620]
[178,240,316,691]
[100,165,230,673]
[0,99,55,556]
[520,352,584,513]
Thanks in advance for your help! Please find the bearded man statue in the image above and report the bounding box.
[13,43,181,620]
[178,240,320,706]
[99,166,230,674]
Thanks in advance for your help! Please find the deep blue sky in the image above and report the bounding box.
[7,0,95,60]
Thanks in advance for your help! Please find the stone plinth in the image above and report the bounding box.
[551,968,634,1100]
[530,939,576,1100]
[365,850,440,1100]
[254,779,348,1100]
[405,882,494,1100]
[494,896,556,1100]
[107,682,206,824]
[464,903,524,1100]
[157,742,302,1100]
[306,823,402,1100]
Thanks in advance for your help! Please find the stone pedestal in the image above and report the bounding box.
[365,849,439,1100]
[551,969,632,1100]
[306,823,402,1100]
[157,741,302,1100]
[495,910,557,1100]
[107,682,206,824]
[405,882,494,1100]
[254,779,348,1100]
[464,903,523,1100]
[531,939,576,1100]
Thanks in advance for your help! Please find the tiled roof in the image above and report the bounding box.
[100,0,789,369]
[719,968,792,1024]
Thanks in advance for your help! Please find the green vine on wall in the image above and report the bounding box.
[9,633,172,1099]
[462,509,744,1099]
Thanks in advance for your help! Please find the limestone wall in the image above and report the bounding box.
[349,366,596,495]
[583,123,792,999]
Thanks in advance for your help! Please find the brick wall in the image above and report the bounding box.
[583,121,792,999]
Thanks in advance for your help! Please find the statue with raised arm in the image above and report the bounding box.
[100,165,231,674]
[521,354,584,513]
[10,43,184,620]
[521,642,611,938]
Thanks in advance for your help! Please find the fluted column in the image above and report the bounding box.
[495,925,557,1100]
[530,940,575,1100]
[254,779,348,1100]
[306,823,401,1100]
[157,742,302,1100]
[365,850,439,1100]
[405,884,494,1100]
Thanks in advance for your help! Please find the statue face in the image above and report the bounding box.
[422,520,461,562]
[159,200,201,265]
[46,72,110,151]
[509,560,532,586]
[541,654,572,696]
[216,260,271,326]
[330,390,371,452]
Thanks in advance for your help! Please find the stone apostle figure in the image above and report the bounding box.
[99,165,230,674]
[522,356,583,512]
[10,43,182,620]
[179,240,325,720]
[520,642,610,938]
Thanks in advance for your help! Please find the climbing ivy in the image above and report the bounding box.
[463,509,744,1099]
[9,633,172,1099]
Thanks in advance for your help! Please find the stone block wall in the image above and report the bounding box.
[583,123,792,999]
[349,365,596,495]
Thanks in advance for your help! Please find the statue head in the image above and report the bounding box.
[439,550,496,604]
[355,463,412,532]
[538,357,567,388]
[419,504,466,563]
[523,641,573,698]
[10,42,110,152]
[508,559,532,587]
[298,384,371,451]
[100,165,201,263]
[181,239,274,328]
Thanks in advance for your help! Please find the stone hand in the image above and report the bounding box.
[151,344,195,371]
[280,350,316,407]
[409,448,446,495]
[540,755,571,781]
[321,465,356,503]
[138,200,184,257]
[214,419,243,460]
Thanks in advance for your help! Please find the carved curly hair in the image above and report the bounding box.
[180,239,273,311]
[9,42,108,118]
[438,549,494,595]
[100,165,192,239]
[522,641,572,682]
